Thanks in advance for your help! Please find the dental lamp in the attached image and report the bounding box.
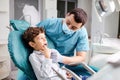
[95,0,117,19]
[95,0,120,18]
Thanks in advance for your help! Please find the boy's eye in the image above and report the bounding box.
[38,37,42,40]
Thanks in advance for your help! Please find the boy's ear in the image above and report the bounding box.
[28,41,35,48]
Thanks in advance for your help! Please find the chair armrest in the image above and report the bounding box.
[81,62,96,75]
[52,66,82,80]
[68,62,96,75]
[62,66,82,80]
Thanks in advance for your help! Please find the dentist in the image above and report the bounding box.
[37,8,92,76]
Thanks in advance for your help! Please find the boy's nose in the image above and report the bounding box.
[43,38,46,41]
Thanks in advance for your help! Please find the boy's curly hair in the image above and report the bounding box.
[22,27,44,44]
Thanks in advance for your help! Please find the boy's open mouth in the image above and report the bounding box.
[44,43,47,46]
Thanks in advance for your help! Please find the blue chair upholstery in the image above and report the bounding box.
[10,20,30,31]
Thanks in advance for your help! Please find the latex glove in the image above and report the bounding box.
[51,49,64,63]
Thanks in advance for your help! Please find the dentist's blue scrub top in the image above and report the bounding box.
[37,18,94,76]
[37,18,89,55]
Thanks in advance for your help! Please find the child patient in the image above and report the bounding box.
[22,27,72,80]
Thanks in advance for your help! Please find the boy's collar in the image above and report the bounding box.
[33,50,42,55]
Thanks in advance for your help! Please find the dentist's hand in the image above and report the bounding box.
[51,49,64,63]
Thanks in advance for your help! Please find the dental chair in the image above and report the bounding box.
[8,20,98,80]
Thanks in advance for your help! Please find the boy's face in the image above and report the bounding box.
[29,33,47,51]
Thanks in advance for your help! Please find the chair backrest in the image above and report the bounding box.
[8,20,55,80]
[8,31,37,80]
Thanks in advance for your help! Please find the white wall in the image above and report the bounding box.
[38,0,43,20]
[91,0,103,43]
[77,0,92,37]
[0,0,10,44]
[42,0,57,19]
[9,0,14,19]
[0,0,11,79]
[104,12,119,38]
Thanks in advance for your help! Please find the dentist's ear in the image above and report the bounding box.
[28,41,35,48]
[66,13,70,17]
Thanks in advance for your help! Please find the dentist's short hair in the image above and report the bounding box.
[69,8,87,26]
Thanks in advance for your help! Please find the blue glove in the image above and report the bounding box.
[51,49,64,63]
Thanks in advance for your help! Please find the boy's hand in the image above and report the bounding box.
[40,46,51,58]
[66,71,72,79]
